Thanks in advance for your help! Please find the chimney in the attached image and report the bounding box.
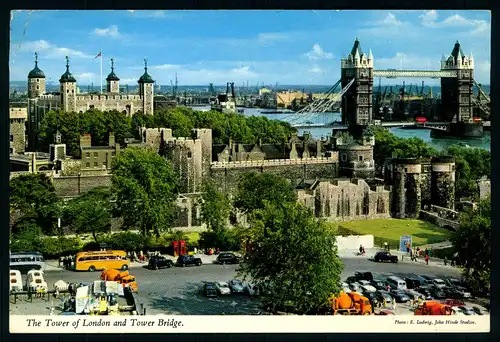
[80,134,92,148]
[289,142,298,159]
[303,142,310,158]
[108,132,115,146]
[316,140,322,157]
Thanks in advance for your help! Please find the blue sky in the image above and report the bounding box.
[9,10,491,86]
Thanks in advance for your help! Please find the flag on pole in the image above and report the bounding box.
[95,51,102,59]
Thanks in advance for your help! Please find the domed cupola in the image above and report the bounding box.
[138,58,154,84]
[28,52,46,79]
[59,56,76,83]
[106,58,120,81]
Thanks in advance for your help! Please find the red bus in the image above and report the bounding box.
[415,117,427,123]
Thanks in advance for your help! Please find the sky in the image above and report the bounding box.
[9,10,491,86]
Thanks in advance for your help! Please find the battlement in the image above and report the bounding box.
[9,108,27,119]
[38,94,61,100]
[211,156,338,169]
[76,94,142,101]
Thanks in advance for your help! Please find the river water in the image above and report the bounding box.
[190,106,491,151]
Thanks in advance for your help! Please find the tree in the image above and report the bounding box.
[64,187,112,242]
[234,172,297,214]
[9,173,61,235]
[451,197,491,291]
[111,147,179,237]
[238,202,344,314]
[200,183,234,249]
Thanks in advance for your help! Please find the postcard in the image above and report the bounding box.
[8,9,490,334]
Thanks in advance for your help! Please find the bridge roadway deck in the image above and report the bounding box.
[291,121,469,129]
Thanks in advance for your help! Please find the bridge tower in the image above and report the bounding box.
[340,38,374,136]
[440,41,475,123]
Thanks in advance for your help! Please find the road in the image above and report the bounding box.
[10,257,463,315]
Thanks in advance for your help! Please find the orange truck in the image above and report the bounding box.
[329,291,373,315]
[100,269,138,292]
[414,301,452,315]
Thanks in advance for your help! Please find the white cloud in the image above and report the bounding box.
[376,12,403,26]
[257,32,290,43]
[153,64,181,70]
[13,40,93,59]
[474,60,490,83]
[375,52,440,70]
[93,25,121,38]
[130,10,181,19]
[304,44,333,60]
[419,10,438,26]
[308,65,324,73]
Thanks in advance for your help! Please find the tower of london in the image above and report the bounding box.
[26,54,155,150]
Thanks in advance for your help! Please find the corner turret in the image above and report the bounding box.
[28,52,46,98]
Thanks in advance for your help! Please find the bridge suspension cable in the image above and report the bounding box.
[472,79,490,117]
[284,79,355,125]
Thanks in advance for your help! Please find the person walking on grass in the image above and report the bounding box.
[425,254,429,265]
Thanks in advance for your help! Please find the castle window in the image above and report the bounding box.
[341,153,347,162]
[36,79,39,82]
[94,162,98,167]
[452,165,455,171]
[67,90,69,93]
[358,155,363,161]
[36,85,39,90]
[404,168,408,173]
[187,152,192,158]
[72,90,74,93]
[93,152,98,157]
[85,152,90,158]
[10,135,13,142]
[85,162,90,168]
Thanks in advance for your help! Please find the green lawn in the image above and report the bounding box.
[335,219,451,249]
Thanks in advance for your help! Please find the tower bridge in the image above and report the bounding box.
[288,38,489,139]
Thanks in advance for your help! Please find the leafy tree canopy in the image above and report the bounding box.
[9,173,61,235]
[239,201,344,314]
[234,172,297,214]
[111,147,179,237]
[64,187,112,243]
[451,197,491,291]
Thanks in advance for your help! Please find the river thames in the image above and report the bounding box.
[191,106,491,151]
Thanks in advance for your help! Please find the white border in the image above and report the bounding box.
[10,315,490,333]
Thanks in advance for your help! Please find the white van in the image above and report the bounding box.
[386,276,407,290]
[9,270,23,292]
[26,270,48,292]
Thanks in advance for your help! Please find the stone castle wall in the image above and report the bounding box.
[52,174,112,198]
[74,94,144,115]
[211,157,339,193]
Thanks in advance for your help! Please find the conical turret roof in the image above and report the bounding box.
[138,58,154,84]
[59,56,76,83]
[350,37,364,57]
[28,52,46,78]
[106,58,120,81]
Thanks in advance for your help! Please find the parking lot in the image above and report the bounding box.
[11,253,488,316]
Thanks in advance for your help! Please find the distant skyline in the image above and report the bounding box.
[9,10,491,86]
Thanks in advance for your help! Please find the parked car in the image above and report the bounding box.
[376,291,394,306]
[374,251,398,263]
[432,278,446,288]
[429,287,447,299]
[215,281,231,295]
[409,274,432,286]
[404,277,422,290]
[371,279,387,291]
[26,270,47,292]
[459,307,476,316]
[472,306,488,315]
[148,256,174,270]
[444,299,465,307]
[204,282,218,297]
[442,286,464,299]
[419,275,436,284]
[390,290,411,303]
[443,277,472,298]
[451,307,465,315]
[345,276,357,284]
[354,271,373,282]
[405,289,425,300]
[214,253,240,265]
[360,284,377,293]
[349,282,362,292]
[415,287,434,300]
[176,255,202,267]
[228,279,245,293]
[246,283,260,297]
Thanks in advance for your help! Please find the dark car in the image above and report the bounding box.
[442,286,463,299]
[420,275,436,284]
[429,287,447,299]
[408,274,432,286]
[204,282,217,298]
[354,271,374,282]
[404,277,422,290]
[176,255,202,267]
[390,290,411,303]
[371,279,387,291]
[215,252,240,265]
[148,256,174,270]
[415,287,434,300]
[374,251,398,263]
[376,291,393,306]
[345,276,358,284]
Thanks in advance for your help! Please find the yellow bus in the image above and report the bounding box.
[75,250,129,272]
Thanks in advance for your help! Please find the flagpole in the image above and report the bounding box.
[100,50,103,94]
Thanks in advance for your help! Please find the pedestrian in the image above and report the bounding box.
[444,256,448,266]
[373,298,378,309]
[409,297,413,307]
[424,248,428,257]
[386,284,391,292]
[392,297,396,310]
[359,245,363,255]
[425,254,429,265]
[384,241,388,251]
[416,246,420,256]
